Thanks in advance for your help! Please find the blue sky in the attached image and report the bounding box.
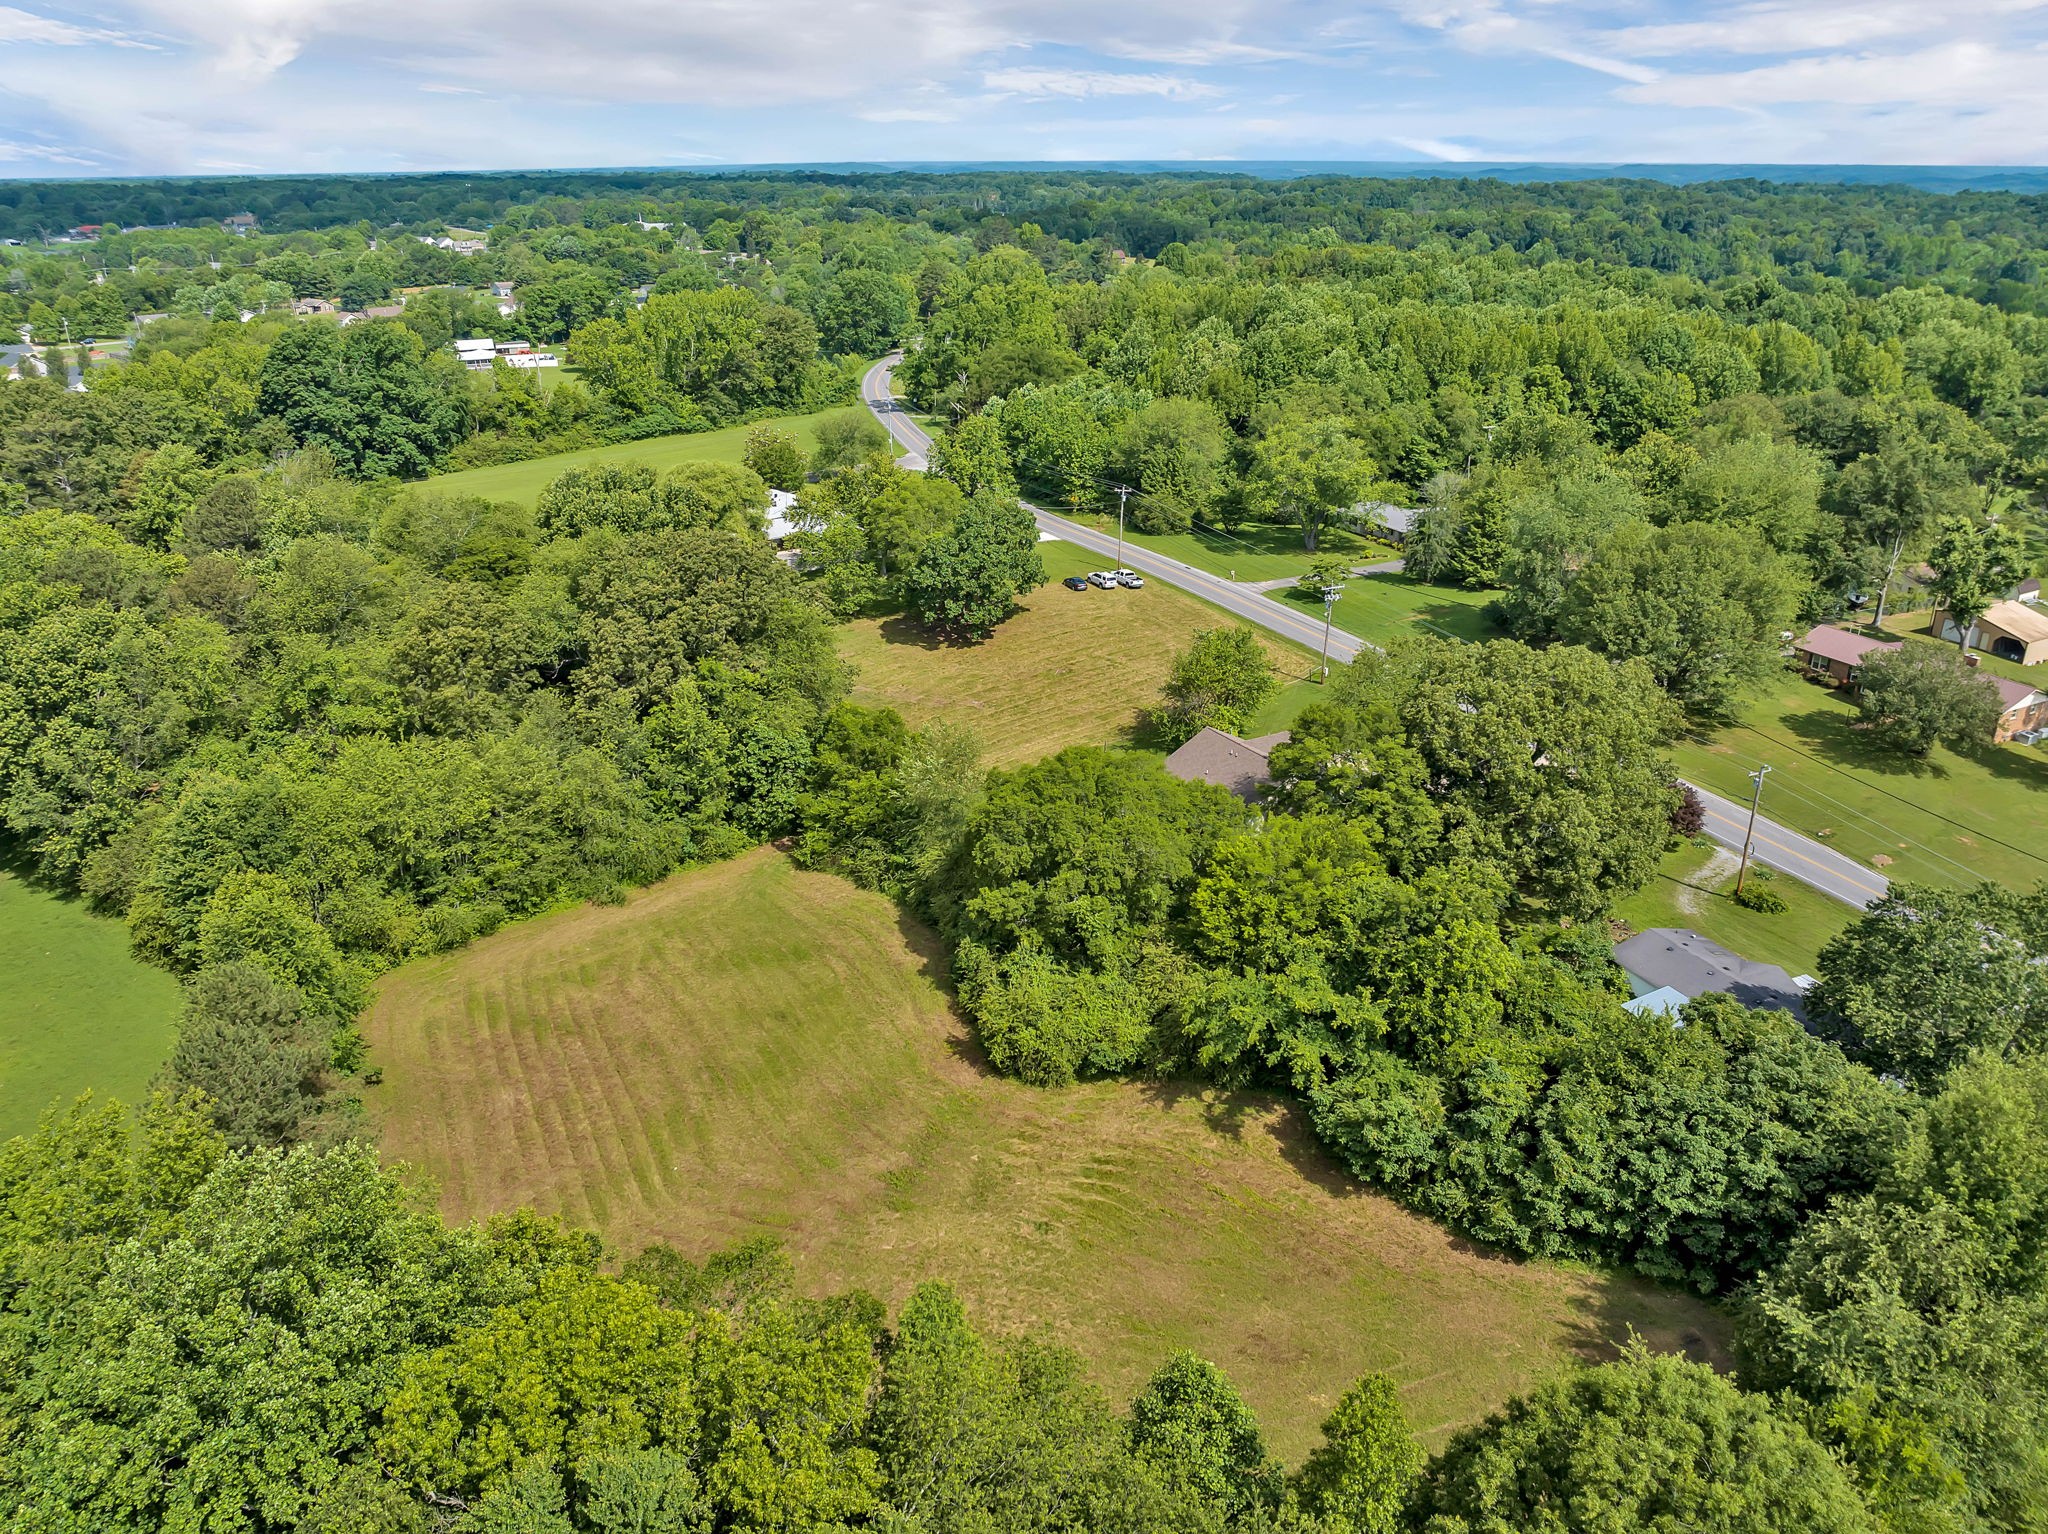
[2,0,2046,176]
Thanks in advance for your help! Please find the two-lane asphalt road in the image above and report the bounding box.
[860,354,1366,663]
[858,352,1889,910]
[860,354,930,471]
[1688,784,1889,910]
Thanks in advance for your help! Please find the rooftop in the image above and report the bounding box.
[1163,727,1289,802]
[1795,625,1899,668]
[1614,927,1808,1019]
[1978,599,2048,645]
[1990,673,2044,710]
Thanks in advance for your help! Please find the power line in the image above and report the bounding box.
[1707,718,2048,875]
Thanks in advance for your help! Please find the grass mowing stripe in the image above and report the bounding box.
[366,849,1729,1458]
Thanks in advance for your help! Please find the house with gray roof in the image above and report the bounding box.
[1163,727,1290,802]
[1614,927,1811,1020]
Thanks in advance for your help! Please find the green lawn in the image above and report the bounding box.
[1271,572,1506,649]
[367,848,1727,1458]
[1876,607,2048,687]
[427,407,864,506]
[1056,513,1399,584]
[0,861,182,1140]
[1613,840,1856,978]
[840,541,1320,767]
[1670,679,2048,893]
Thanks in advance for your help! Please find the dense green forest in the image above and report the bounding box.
[5,168,2048,1531]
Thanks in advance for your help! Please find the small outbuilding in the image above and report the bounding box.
[1792,625,1899,686]
[1163,727,1291,802]
[1932,599,2048,667]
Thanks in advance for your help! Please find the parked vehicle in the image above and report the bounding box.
[1062,575,1090,591]
[1116,571,1145,588]
[1089,570,1120,588]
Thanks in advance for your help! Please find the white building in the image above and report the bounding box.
[453,337,559,371]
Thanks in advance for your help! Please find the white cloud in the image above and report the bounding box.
[4,0,2048,172]
[982,66,1218,99]
[1621,39,2045,110]
[1607,0,2048,59]
[0,5,151,45]
[1540,46,1660,84]
[1391,134,1482,160]
[0,136,102,163]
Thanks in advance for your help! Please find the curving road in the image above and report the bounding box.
[859,352,1888,910]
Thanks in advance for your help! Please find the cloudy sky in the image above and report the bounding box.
[2,0,2046,176]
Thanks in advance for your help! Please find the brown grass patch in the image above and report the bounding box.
[837,544,1312,768]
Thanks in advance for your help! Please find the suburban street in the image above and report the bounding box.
[859,353,1889,910]
[1688,784,1889,910]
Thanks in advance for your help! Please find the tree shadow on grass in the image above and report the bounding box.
[872,612,986,653]
[0,834,57,892]
[1773,705,1955,782]
[1557,1272,1730,1369]
[1413,601,1501,645]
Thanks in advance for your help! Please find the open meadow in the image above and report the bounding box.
[1670,678,2048,893]
[365,848,1729,1457]
[0,859,181,1139]
[426,408,860,505]
[840,541,1324,766]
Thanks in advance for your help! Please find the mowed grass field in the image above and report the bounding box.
[1056,511,1398,584]
[840,542,1325,766]
[365,849,1728,1457]
[0,861,182,1139]
[1613,840,1856,978]
[1670,679,2048,892]
[426,408,860,506]
[1271,573,1506,650]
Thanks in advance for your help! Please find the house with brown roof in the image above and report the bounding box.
[1792,625,1900,687]
[1163,727,1290,801]
[1932,599,2048,666]
[1989,674,2048,742]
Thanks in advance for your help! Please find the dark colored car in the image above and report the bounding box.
[1062,575,1090,590]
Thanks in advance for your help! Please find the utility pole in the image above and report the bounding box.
[1319,586,1341,681]
[1735,765,1771,895]
[1113,485,1132,575]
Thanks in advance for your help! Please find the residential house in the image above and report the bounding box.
[222,212,259,235]
[1792,625,1900,686]
[489,281,515,298]
[1990,675,2048,742]
[764,489,802,543]
[1349,500,1417,543]
[1932,599,2048,666]
[2016,577,2041,605]
[1614,928,1811,1020]
[64,225,102,241]
[1162,727,1291,802]
[292,297,337,315]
